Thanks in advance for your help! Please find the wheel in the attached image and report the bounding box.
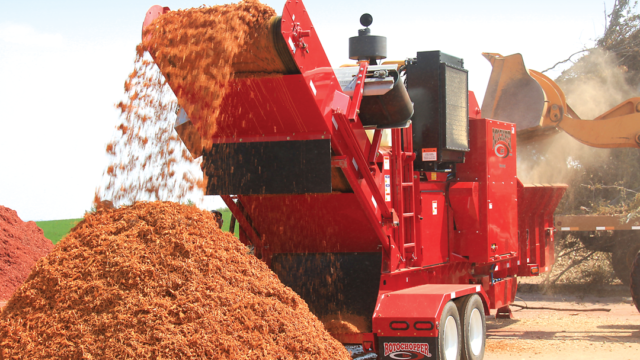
[631,250,640,313]
[439,301,462,360]
[455,295,486,360]
[612,241,640,286]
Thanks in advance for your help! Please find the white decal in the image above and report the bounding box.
[596,226,606,230]
[309,80,317,96]
[561,227,571,231]
[432,201,437,215]
[288,37,296,53]
[384,156,390,170]
[633,226,640,230]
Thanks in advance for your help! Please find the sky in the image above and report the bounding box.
[0,0,616,221]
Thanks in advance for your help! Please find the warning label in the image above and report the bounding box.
[384,175,391,202]
[422,148,437,161]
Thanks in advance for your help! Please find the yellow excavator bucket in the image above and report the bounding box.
[481,52,640,148]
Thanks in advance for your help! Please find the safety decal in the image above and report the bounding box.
[432,201,437,215]
[422,148,437,161]
[384,156,390,170]
[385,175,391,202]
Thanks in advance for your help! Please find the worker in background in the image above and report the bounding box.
[211,210,224,229]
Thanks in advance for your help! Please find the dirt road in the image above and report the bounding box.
[486,287,640,360]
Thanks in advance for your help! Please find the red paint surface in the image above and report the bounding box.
[373,284,489,337]
[0,206,54,301]
[454,119,519,263]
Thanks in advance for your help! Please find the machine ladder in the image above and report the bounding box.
[392,126,417,265]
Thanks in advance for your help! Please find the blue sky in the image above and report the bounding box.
[0,0,615,220]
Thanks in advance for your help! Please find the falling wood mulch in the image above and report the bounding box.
[0,202,350,359]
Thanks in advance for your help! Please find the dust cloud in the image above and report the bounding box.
[517,132,609,184]
[559,49,636,119]
[517,49,637,185]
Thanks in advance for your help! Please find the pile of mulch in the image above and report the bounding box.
[0,202,350,359]
[0,205,53,301]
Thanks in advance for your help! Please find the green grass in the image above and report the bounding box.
[218,208,239,237]
[36,218,83,244]
[35,207,238,245]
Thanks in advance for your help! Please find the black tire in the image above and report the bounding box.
[439,301,462,360]
[631,250,640,313]
[455,295,486,360]
[612,241,640,286]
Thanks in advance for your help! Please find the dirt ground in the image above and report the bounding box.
[4,289,640,359]
[485,286,640,360]
[347,284,640,359]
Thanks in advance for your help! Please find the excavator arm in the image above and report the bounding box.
[481,52,640,148]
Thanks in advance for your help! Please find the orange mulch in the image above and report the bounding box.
[102,0,281,205]
[323,320,360,335]
[0,202,350,359]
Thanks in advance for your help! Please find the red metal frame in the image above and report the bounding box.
[145,2,568,357]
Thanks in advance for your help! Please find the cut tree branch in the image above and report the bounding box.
[511,303,611,312]
[580,184,639,193]
[551,250,596,284]
[541,49,595,73]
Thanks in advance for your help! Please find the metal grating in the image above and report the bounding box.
[444,65,469,151]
